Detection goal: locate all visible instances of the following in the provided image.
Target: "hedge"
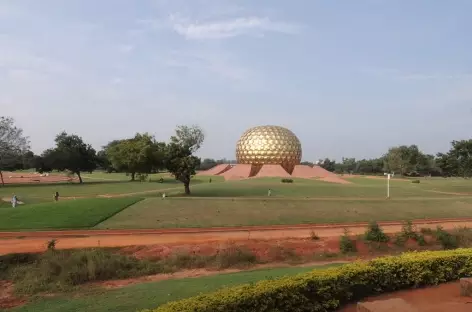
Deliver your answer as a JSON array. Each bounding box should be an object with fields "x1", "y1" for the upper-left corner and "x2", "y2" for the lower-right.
[{"x1": 146, "y1": 249, "x2": 472, "y2": 312}]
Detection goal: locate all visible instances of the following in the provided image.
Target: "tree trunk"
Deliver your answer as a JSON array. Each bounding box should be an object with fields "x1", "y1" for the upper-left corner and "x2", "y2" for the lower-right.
[
  {"x1": 0, "y1": 171, "x2": 4, "y2": 186},
  {"x1": 131, "y1": 172, "x2": 135, "y2": 181},
  {"x1": 77, "y1": 171, "x2": 83, "y2": 184},
  {"x1": 184, "y1": 182, "x2": 190, "y2": 195}
]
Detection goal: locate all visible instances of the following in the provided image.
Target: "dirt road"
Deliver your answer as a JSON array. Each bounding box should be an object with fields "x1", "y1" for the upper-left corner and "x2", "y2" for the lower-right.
[{"x1": 1, "y1": 218, "x2": 472, "y2": 255}]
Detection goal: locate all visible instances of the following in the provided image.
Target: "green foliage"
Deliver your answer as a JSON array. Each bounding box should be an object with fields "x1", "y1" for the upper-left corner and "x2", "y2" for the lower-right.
[
  {"x1": 13, "y1": 263, "x2": 343, "y2": 312},
  {"x1": 0, "y1": 197, "x2": 142, "y2": 230},
  {"x1": 42, "y1": 132, "x2": 97, "y2": 183},
  {"x1": 411, "y1": 179, "x2": 420, "y2": 183},
  {"x1": 6, "y1": 249, "x2": 162, "y2": 294},
  {"x1": 339, "y1": 228, "x2": 357, "y2": 253},
  {"x1": 394, "y1": 220, "x2": 425, "y2": 246},
  {"x1": 0, "y1": 116, "x2": 30, "y2": 185},
  {"x1": 150, "y1": 249, "x2": 472, "y2": 312},
  {"x1": 106, "y1": 133, "x2": 165, "y2": 181},
  {"x1": 364, "y1": 221, "x2": 389, "y2": 243},
  {"x1": 281, "y1": 178, "x2": 293, "y2": 183},
  {"x1": 165, "y1": 125, "x2": 204, "y2": 195},
  {"x1": 435, "y1": 226, "x2": 459, "y2": 250}
]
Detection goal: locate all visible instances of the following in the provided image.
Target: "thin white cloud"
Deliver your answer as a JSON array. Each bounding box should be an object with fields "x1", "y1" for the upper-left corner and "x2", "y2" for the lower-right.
[
  {"x1": 168, "y1": 15, "x2": 301, "y2": 40},
  {"x1": 162, "y1": 49, "x2": 253, "y2": 81}
]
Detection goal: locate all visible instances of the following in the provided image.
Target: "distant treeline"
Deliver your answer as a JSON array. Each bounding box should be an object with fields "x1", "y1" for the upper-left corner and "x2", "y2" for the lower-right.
[{"x1": 199, "y1": 141, "x2": 472, "y2": 178}]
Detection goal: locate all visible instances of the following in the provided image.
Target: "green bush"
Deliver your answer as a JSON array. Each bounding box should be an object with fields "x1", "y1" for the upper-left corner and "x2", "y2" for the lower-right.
[
  {"x1": 339, "y1": 229, "x2": 357, "y2": 253},
  {"x1": 364, "y1": 221, "x2": 389, "y2": 243},
  {"x1": 149, "y1": 249, "x2": 472, "y2": 312},
  {"x1": 435, "y1": 226, "x2": 459, "y2": 250},
  {"x1": 281, "y1": 178, "x2": 293, "y2": 183},
  {"x1": 8, "y1": 249, "x2": 163, "y2": 294}
]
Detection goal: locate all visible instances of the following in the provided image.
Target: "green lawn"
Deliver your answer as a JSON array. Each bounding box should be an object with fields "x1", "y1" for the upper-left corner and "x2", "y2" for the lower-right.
[
  {"x1": 0, "y1": 177, "x2": 218, "y2": 205},
  {"x1": 96, "y1": 196, "x2": 472, "y2": 229},
  {"x1": 0, "y1": 197, "x2": 142, "y2": 230},
  {"x1": 169, "y1": 177, "x2": 456, "y2": 198},
  {"x1": 10, "y1": 263, "x2": 343, "y2": 312}
]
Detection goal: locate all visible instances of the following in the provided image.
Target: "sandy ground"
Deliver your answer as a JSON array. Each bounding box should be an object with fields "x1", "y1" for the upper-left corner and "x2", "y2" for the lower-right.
[
  {"x1": 1, "y1": 172, "x2": 76, "y2": 184},
  {"x1": 339, "y1": 282, "x2": 472, "y2": 312},
  {"x1": 1, "y1": 218, "x2": 472, "y2": 255}
]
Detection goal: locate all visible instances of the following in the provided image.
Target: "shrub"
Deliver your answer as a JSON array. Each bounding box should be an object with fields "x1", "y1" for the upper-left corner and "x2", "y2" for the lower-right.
[
  {"x1": 435, "y1": 226, "x2": 458, "y2": 250},
  {"x1": 339, "y1": 229, "x2": 357, "y2": 254},
  {"x1": 8, "y1": 249, "x2": 163, "y2": 294},
  {"x1": 364, "y1": 221, "x2": 389, "y2": 243},
  {"x1": 149, "y1": 249, "x2": 472, "y2": 312},
  {"x1": 411, "y1": 180, "x2": 420, "y2": 183},
  {"x1": 310, "y1": 230, "x2": 320, "y2": 240},
  {"x1": 420, "y1": 227, "x2": 434, "y2": 235},
  {"x1": 281, "y1": 178, "x2": 293, "y2": 183}
]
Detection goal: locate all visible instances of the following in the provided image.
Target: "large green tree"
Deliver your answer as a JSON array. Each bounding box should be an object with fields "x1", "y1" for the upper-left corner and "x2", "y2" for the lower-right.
[
  {"x1": 383, "y1": 145, "x2": 425, "y2": 176},
  {"x1": 106, "y1": 133, "x2": 165, "y2": 181},
  {"x1": 0, "y1": 117, "x2": 30, "y2": 185},
  {"x1": 43, "y1": 132, "x2": 97, "y2": 183},
  {"x1": 439, "y1": 140, "x2": 472, "y2": 178},
  {"x1": 165, "y1": 125, "x2": 204, "y2": 195}
]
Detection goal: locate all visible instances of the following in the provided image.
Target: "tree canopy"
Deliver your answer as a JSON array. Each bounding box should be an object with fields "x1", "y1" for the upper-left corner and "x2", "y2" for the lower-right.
[
  {"x1": 0, "y1": 117, "x2": 30, "y2": 185},
  {"x1": 165, "y1": 125, "x2": 204, "y2": 195},
  {"x1": 106, "y1": 133, "x2": 165, "y2": 181},
  {"x1": 42, "y1": 132, "x2": 97, "y2": 183}
]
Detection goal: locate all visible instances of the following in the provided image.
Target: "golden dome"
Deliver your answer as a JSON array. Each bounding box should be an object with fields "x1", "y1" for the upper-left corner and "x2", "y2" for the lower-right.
[{"x1": 236, "y1": 125, "x2": 302, "y2": 173}]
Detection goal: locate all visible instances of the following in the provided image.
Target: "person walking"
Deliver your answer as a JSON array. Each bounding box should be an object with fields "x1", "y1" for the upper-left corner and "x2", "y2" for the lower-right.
[
  {"x1": 267, "y1": 189, "x2": 272, "y2": 197},
  {"x1": 11, "y1": 195, "x2": 18, "y2": 208},
  {"x1": 53, "y1": 192, "x2": 59, "y2": 202}
]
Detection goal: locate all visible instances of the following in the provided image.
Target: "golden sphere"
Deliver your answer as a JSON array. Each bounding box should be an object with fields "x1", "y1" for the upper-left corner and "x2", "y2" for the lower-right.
[{"x1": 236, "y1": 125, "x2": 302, "y2": 173}]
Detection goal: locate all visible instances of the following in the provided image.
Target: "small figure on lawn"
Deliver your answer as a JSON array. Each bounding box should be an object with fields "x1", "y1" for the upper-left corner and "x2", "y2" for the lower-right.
[
  {"x1": 162, "y1": 192, "x2": 166, "y2": 199},
  {"x1": 11, "y1": 194, "x2": 18, "y2": 208},
  {"x1": 209, "y1": 178, "x2": 212, "y2": 183},
  {"x1": 159, "y1": 177, "x2": 164, "y2": 183},
  {"x1": 54, "y1": 191, "x2": 60, "y2": 202},
  {"x1": 267, "y1": 189, "x2": 272, "y2": 197}
]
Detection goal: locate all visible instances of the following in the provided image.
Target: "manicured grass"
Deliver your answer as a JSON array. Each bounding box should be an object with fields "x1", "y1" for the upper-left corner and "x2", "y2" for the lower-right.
[
  {"x1": 0, "y1": 197, "x2": 143, "y2": 230},
  {"x1": 170, "y1": 177, "x2": 454, "y2": 198},
  {"x1": 0, "y1": 177, "x2": 217, "y2": 204},
  {"x1": 10, "y1": 263, "x2": 343, "y2": 312},
  {"x1": 96, "y1": 196, "x2": 472, "y2": 229}
]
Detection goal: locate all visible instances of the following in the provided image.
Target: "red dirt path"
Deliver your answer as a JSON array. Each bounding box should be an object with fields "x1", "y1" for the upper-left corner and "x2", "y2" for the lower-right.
[
  {"x1": 1, "y1": 218, "x2": 472, "y2": 255},
  {"x1": 1, "y1": 172, "x2": 76, "y2": 184},
  {"x1": 339, "y1": 282, "x2": 472, "y2": 312}
]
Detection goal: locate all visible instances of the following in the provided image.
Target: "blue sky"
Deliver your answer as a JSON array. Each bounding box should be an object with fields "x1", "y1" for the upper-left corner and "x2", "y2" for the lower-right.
[{"x1": 1, "y1": 0, "x2": 471, "y2": 161}]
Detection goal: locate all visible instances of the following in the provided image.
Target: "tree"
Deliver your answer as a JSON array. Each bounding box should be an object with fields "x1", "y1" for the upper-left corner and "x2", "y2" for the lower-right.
[
  {"x1": 0, "y1": 117, "x2": 30, "y2": 185},
  {"x1": 319, "y1": 158, "x2": 336, "y2": 172},
  {"x1": 442, "y1": 140, "x2": 472, "y2": 178},
  {"x1": 106, "y1": 133, "x2": 165, "y2": 180},
  {"x1": 165, "y1": 125, "x2": 204, "y2": 195},
  {"x1": 384, "y1": 145, "x2": 425, "y2": 176},
  {"x1": 43, "y1": 132, "x2": 97, "y2": 183},
  {"x1": 199, "y1": 158, "x2": 217, "y2": 170}
]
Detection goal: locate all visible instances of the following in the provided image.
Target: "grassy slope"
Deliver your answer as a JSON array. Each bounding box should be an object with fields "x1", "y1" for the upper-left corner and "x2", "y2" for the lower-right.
[
  {"x1": 96, "y1": 196, "x2": 472, "y2": 229},
  {"x1": 97, "y1": 177, "x2": 472, "y2": 229},
  {"x1": 0, "y1": 177, "x2": 218, "y2": 204},
  {"x1": 170, "y1": 177, "x2": 455, "y2": 198},
  {"x1": 0, "y1": 197, "x2": 142, "y2": 230},
  {"x1": 10, "y1": 264, "x2": 342, "y2": 312}
]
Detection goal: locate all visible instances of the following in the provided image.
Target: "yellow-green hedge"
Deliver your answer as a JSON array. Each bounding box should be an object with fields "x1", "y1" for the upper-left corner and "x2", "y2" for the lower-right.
[{"x1": 147, "y1": 249, "x2": 472, "y2": 312}]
